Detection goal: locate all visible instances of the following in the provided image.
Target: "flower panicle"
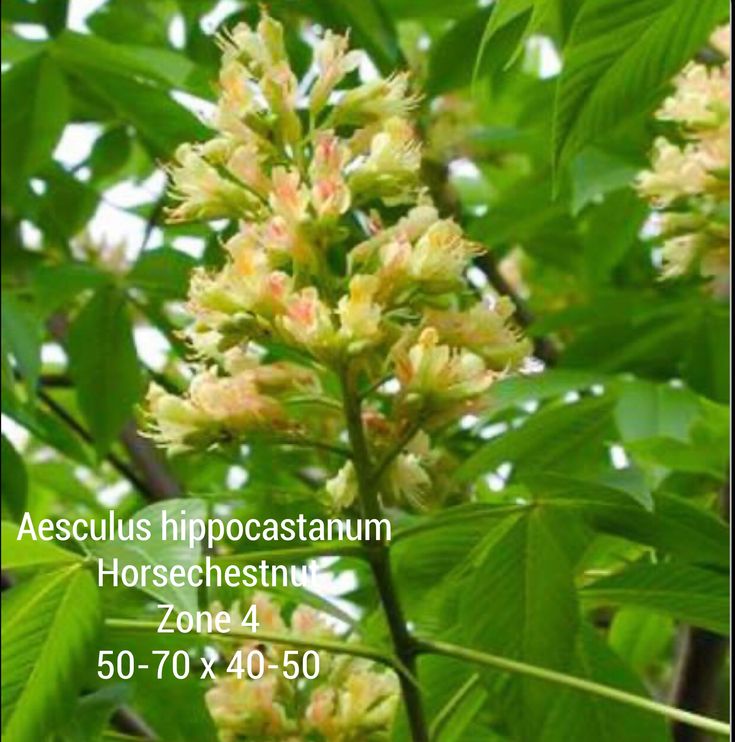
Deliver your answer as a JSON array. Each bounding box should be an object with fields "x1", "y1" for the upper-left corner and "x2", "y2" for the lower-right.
[
  {"x1": 637, "y1": 24, "x2": 730, "y2": 289},
  {"x1": 149, "y1": 10, "x2": 531, "y2": 512}
]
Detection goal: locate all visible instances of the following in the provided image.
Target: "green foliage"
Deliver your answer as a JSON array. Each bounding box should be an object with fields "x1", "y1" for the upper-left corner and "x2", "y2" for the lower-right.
[
  {"x1": 0, "y1": 1, "x2": 730, "y2": 740},
  {"x1": 93, "y1": 500, "x2": 205, "y2": 613},
  {"x1": 582, "y1": 562, "x2": 729, "y2": 635},
  {"x1": 1, "y1": 435, "x2": 28, "y2": 521},
  {"x1": 553, "y1": 0, "x2": 729, "y2": 170},
  {"x1": 1, "y1": 521, "x2": 82, "y2": 569},
  {"x1": 67, "y1": 285, "x2": 142, "y2": 456},
  {"x1": 1, "y1": 567, "x2": 101, "y2": 741},
  {"x1": 461, "y1": 509, "x2": 580, "y2": 739},
  {"x1": 1, "y1": 52, "x2": 70, "y2": 199}
]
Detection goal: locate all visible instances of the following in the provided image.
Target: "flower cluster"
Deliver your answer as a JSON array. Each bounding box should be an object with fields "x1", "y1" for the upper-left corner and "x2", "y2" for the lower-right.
[
  {"x1": 148, "y1": 12, "x2": 530, "y2": 509},
  {"x1": 637, "y1": 25, "x2": 730, "y2": 289},
  {"x1": 206, "y1": 594, "x2": 398, "y2": 741}
]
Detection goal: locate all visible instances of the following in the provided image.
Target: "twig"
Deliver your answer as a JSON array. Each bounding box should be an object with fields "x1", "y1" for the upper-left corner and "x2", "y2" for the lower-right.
[
  {"x1": 120, "y1": 422, "x2": 182, "y2": 501},
  {"x1": 38, "y1": 389, "x2": 155, "y2": 500},
  {"x1": 110, "y1": 709, "x2": 157, "y2": 740}
]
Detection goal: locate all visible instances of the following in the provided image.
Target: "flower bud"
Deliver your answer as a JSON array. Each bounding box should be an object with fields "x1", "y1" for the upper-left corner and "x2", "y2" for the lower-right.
[
  {"x1": 310, "y1": 31, "x2": 363, "y2": 114},
  {"x1": 325, "y1": 461, "x2": 358, "y2": 509}
]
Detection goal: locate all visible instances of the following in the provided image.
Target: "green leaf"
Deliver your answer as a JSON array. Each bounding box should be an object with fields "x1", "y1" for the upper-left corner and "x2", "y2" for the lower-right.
[
  {"x1": 1, "y1": 435, "x2": 27, "y2": 521},
  {"x1": 543, "y1": 623, "x2": 671, "y2": 741},
  {"x1": 37, "y1": 0, "x2": 69, "y2": 37},
  {"x1": 582, "y1": 562, "x2": 729, "y2": 635},
  {"x1": 487, "y1": 369, "x2": 607, "y2": 414},
  {"x1": 1, "y1": 520, "x2": 82, "y2": 569},
  {"x1": 1, "y1": 394, "x2": 91, "y2": 465},
  {"x1": 682, "y1": 303, "x2": 730, "y2": 404},
  {"x1": 59, "y1": 685, "x2": 128, "y2": 742},
  {"x1": 36, "y1": 164, "x2": 100, "y2": 241},
  {"x1": 456, "y1": 394, "x2": 616, "y2": 482},
  {"x1": 128, "y1": 248, "x2": 198, "y2": 299},
  {"x1": 1, "y1": 31, "x2": 46, "y2": 65},
  {"x1": 429, "y1": 7, "x2": 492, "y2": 94},
  {"x1": 88, "y1": 126, "x2": 133, "y2": 182},
  {"x1": 473, "y1": 0, "x2": 558, "y2": 78},
  {"x1": 86, "y1": 0, "x2": 170, "y2": 46},
  {"x1": 460, "y1": 508, "x2": 579, "y2": 739},
  {"x1": 32, "y1": 262, "x2": 111, "y2": 316},
  {"x1": 580, "y1": 188, "x2": 647, "y2": 283},
  {"x1": 1, "y1": 567, "x2": 101, "y2": 741},
  {"x1": 67, "y1": 286, "x2": 142, "y2": 456},
  {"x1": 525, "y1": 474, "x2": 729, "y2": 567},
  {"x1": 92, "y1": 499, "x2": 206, "y2": 613},
  {"x1": 103, "y1": 623, "x2": 218, "y2": 741},
  {"x1": 383, "y1": 0, "x2": 479, "y2": 19},
  {"x1": 609, "y1": 607, "x2": 674, "y2": 673},
  {"x1": 54, "y1": 31, "x2": 207, "y2": 97},
  {"x1": 570, "y1": 148, "x2": 641, "y2": 215},
  {"x1": 56, "y1": 46, "x2": 208, "y2": 157},
  {"x1": 553, "y1": 0, "x2": 728, "y2": 170},
  {"x1": 1, "y1": 294, "x2": 42, "y2": 397},
  {"x1": 615, "y1": 379, "x2": 700, "y2": 443},
  {"x1": 1, "y1": 52, "x2": 70, "y2": 193}
]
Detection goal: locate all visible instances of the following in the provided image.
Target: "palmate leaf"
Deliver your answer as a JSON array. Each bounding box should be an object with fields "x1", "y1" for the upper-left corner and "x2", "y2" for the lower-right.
[
  {"x1": 553, "y1": 0, "x2": 728, "y2": 170},
  {"x1": 582, "y1": 562, "x2": 730, "y2": 635},
  {"x1": 1, "y1": 566, "x2": 101, "y2": 741},
  {"x1": 459, "y1": 508, "x2": 580, "y2": 740}
]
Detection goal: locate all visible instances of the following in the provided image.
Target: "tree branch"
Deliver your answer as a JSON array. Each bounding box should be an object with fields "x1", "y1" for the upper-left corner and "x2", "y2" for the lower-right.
[
  {"x1": 38, "y1": 389, "x2": 157, "y2": 501},
  {"x1": 46, "y1": 311, "x2": 182, "y2": 503},
  {"x1": 120, "y1": 422, "x2": 182, "y2": 501}
]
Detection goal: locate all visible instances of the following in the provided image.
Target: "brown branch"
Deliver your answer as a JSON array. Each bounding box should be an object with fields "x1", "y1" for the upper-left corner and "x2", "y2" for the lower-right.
[
  {"x1": 38, "y1": 389, "x2": 157, "y2": 501},
  {"x1": 46, "y1": 312, "x2": 182, "y2": 503},
  {"x1": 670, "y1": 629, "x2": 729, "y2": 742},
  {"x1": 120, "y1": 422, "x2": 182, "y2": 501},
  {"x1": 110, "y1": 708, "x2": 157, "y2": 740}
]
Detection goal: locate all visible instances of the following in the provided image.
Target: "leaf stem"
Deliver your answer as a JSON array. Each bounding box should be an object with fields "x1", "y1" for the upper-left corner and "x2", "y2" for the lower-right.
[
  {"x1": 416, "y1": 638, "x2": 731, "y2": 737},
  {"x1": 105, "y1": 618, "x2": 413, "y2": 681},
  {"x1": 429, "y1": 672, "x2": 481, "y2": 739},
  {"x1": 211, "y1": 542, "x2": 366, "y2": 565}
]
